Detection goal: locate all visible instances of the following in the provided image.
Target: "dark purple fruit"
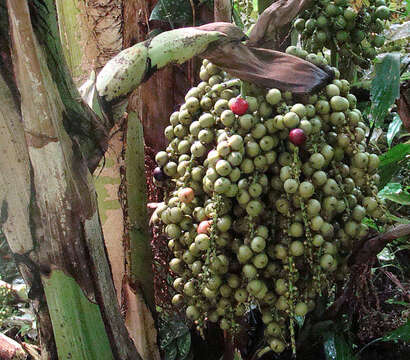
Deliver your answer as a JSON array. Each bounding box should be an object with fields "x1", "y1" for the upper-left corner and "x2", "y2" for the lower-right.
[{"x1": 153, "y1": 167, "x2": 167, "y2": 181}]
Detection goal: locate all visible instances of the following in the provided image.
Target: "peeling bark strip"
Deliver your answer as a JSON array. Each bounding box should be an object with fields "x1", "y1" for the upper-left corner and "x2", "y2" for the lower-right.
[
  {"x1": 8, "y1": 0, "x2": 96, "y2": 299},
  {"x1": 7, "y1": 1, "x2": 141, "y2": 359},
  {"x1": 42, "y1": 270, "x2": 114, "y2": 360},
  {"x1": 122, "y1": 281, "x2": 161, "y2": 360},
  {"x1": 28, "y1": 0, "x2": 112, "y2": 173},
  {"x1": 0, "y1": 69, "x2": 57, "y2": 359},
  {"x1": 0, "y1": 72, "x2": 32, "y2": 255}
]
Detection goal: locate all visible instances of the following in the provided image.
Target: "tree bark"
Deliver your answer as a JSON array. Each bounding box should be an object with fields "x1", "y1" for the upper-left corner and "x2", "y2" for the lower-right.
[
  {"x1": 2, "y1": 1, "x2": 142, "y2": 358},
  {"x1": 214, "y1": 0, "x2": 232, "y2": 22},
  {"x1": 0, "y1": 40, "x2": 58, "y2": 360}
]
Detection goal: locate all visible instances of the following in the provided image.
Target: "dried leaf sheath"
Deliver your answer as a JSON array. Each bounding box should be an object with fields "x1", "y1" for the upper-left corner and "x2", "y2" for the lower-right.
[{"x1": 198, "y1": 22, "x2": 333, "y2": 94}]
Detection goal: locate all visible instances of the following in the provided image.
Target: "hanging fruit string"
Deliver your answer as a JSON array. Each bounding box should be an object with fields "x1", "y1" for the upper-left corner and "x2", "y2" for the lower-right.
[
  {"x1": 292, "y1": 0, "x2": 391, "y2": 77},
  {"x1": 153, "y1": 47, "x2": 386, "y2": 354}
]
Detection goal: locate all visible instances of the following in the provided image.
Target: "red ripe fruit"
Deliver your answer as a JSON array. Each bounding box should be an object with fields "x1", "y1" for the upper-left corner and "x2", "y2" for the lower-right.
[
  {"x1": 197, "y1": 220, "x2": 212, "y2": 234},
  {"x1": 229, "y1": 97, "x2": 249, "y2": 115},
  {"x1": 179, "y1": 188, "x2": 195, "y2": 203},
  {"x1": 289, "y1": 128, "x2": 307, "y2": 146}
]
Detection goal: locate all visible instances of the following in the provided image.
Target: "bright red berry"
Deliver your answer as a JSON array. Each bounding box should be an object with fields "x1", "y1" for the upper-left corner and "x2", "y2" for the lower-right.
[
  {"x1": 229, "y1": 97, "x2": 249, "y2": 115},
  {"x1": 289, "y1": 128, "x2": 307, "y2": 146}
]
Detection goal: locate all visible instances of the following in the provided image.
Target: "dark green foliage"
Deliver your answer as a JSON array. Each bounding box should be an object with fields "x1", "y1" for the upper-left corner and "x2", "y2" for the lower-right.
[
  {"x1": 370, "y1": 54, "x2": 401, "y2": 126},
  {"x1": 382, "y1": 319, "x2": 410, "y2": 343},
  {"x1": 386, "y1": 114, "x2": 402, "y2": 147},
  {"x1": 324, "y1": 332, "x2": 357, "y2": 360},
  {"x1": 0, "y1": 230, "x2": 19, "y2": 283},
  {"x1": 378, "y1": 143, "x2": 410, "y2": 188},
  {"x1": 379, "y1": 183, "x2": 410, "y2": 205},
  {"x1": 150, "y1": 0, "x2": 193, "y2": 27},
  {"x1": 159, "y1": 317, "x2": 192, "y2": 360}
]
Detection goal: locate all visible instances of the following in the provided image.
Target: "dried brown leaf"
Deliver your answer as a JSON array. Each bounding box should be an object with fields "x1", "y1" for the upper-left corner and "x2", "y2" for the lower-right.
[{"x1": 198, "y1": 22, "x2": 333, "y2": 94}]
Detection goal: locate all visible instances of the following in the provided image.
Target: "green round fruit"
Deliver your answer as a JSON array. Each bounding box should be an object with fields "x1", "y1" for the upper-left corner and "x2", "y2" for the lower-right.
[{"x1": 375, "y1": 5, "x2": 390, "y2": 20}]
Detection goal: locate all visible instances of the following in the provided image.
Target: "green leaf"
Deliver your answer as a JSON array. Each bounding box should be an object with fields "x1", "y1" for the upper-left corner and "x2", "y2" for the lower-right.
[
  {"x1": 150, "y1": 0, "x2": 193, "y2": 27},
  {"x1": 378, "y1": 143, "x2": 410, "y2": 188},
  {"x1": 252, "y1": 0, "x2": 259, "y2": 14},
  {"x1": 379, "y1": 143, "x2": 410, "y2": 167},
  {"x1": 233, "y1": 5, "x2": 244, "y2": 29},
  {"x1": 234, "y1": 349, "x2": 243, "y2": 360},
  {"x1": 334, "y1": 335, "x2": 357, "y2": 360},
  {"x1": 379, "y1": 162, "x2": 401, "y2": 189},
  {"x1": 382, "y1": 319, "x2": 410, "y2": 342},
  {"x1": 387, "y1": 114, "x2": 402, "y2": 147},
  {"x1": 159, "y1": 318, "x2": 189, "y2": 349},
  {"x1": 163, "y1": 342, "x2": 178, "y2": 360},
  {"x1": 385, "y1": 212, "x2": 410, "y2": 224},
  {"x1": 324, "y1": 332, "x2": 357, "y2": 360},
  {"x1": 257, "y1": 0, "x2": 274, "y2": 13},
  {"x1": 377, "y1": 247, "x2": 395, "y2": 261},
  {"x1": 362, "y1": 217, "x2": 379, "y2": 230},
  {"x1": 379, "y1": 183, "x2": 410, "y2": 205},
  {"x1": 324, "y1": 333, "x2": 337, "y2": 360},
  {"x1": 177, "y1": 332, "x2": 191, "y2": 360},
  {"x1": 401, "y1": 72, "x2": 410, "y2": 81},
  {"x1": 370, "y1": 53, "x2": 400, "y2": 126},
  {"x1": 385, "y1": 299, "x2": 410, "y2": 307}
]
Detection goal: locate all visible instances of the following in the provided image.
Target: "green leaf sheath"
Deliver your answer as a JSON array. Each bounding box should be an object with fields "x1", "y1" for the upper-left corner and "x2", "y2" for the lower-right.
[
  {"x1": 126, "y1": 112, "x2": 155, "y2": 310},
  {"x1": 42, "y1": 270, "x2": 113, "y2": 360}
]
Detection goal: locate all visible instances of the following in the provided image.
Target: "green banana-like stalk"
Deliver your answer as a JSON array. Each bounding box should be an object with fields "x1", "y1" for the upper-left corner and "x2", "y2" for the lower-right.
[{"x1": 96, "y1": 28, "x2": 224, "y2": 102}]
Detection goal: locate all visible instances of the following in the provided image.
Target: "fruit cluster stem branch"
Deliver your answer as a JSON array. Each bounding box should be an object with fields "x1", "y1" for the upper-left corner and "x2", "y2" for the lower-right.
[
  {"x1": 351, "y1": 224, "x2": 410, "y2": 265},
  {"x1": 326, "y1": 224, "x2": 410, "y2": 319}
]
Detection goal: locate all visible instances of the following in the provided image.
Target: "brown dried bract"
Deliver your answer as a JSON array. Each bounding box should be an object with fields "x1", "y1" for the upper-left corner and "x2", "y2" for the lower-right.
[
  {"x1": 198, "y1": 22, "x2": 332, "y2": 95},
  {"x1": 247, "y1": 0, "x2": 312, "y2": 49}
]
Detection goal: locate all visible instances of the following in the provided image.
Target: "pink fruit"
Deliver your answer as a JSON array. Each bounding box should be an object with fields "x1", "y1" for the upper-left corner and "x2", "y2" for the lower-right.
[
  {"x1": 179, "y1": 188, "x2": 195, "y2": 203},
  {"x1": 230, "y1": 97, "x2": 249, "y2": 115},
  {"x1": 197, "y1": 220, "x2": 212, "y2": 234},
  {"x1": 289, "y1": 128, "x2": 307, "y2": 146}
]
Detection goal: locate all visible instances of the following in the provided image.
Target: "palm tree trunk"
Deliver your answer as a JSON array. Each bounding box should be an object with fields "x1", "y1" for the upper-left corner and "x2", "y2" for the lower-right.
[{"x1": 1, "y1": 0, "x2": 142, "y2": 358}]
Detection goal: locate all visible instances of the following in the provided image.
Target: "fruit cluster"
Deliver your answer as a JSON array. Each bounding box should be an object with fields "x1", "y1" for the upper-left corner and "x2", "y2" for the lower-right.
[
  {"x1": 153, "y1": 54, "x2": 384, "y2": 353},
  {"x1": 293, "y1": 0, "x2": 390, "y2": 71}
]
